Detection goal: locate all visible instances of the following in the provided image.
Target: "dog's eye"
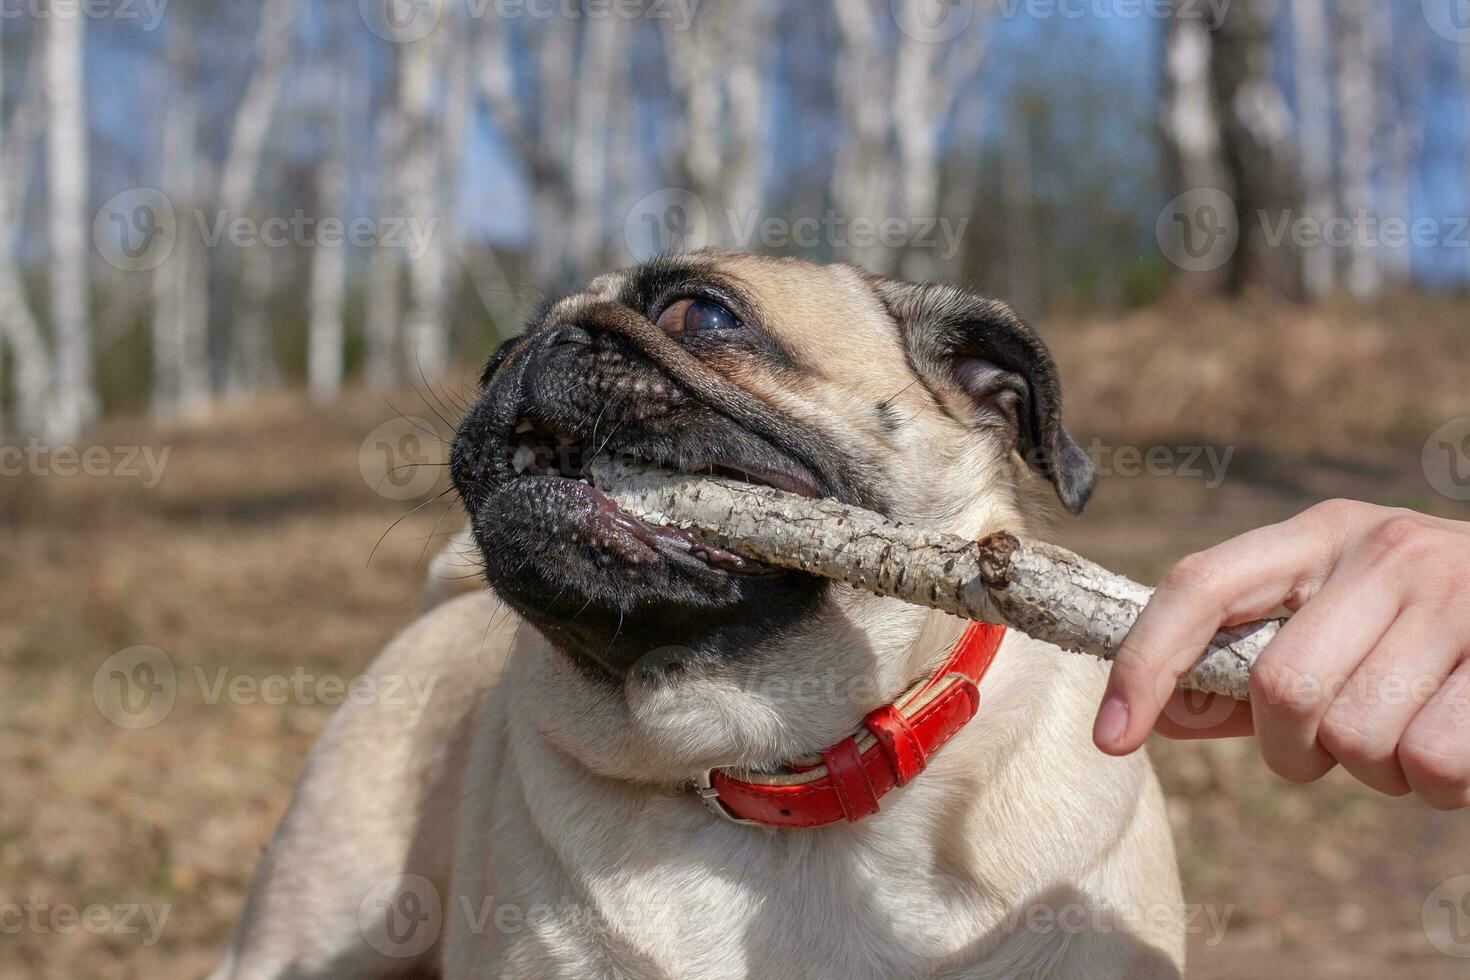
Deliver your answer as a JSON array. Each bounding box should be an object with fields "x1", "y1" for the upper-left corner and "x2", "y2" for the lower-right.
[{"x1": 656, "y1": 298, "x2": 740, "y2": 334}]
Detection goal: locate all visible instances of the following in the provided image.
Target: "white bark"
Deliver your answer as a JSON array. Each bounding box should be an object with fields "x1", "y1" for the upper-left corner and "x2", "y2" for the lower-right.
[
  {"x1": 1290, "y1": 0, "x2": 1336, "y2": 299},
  {"x1": 0, "y1": 19, "x2": 50, "y2": 435},
  {"x1": 589, "y1": 459, "x2": 1272, "y2": 700},
  {"x1": 365, "y1": 98, "x2": 403, "y2": 387},
  {"x1": 219, "y1": 0, "x2": 294, "y2": 394},
  {"x1": 662, "y1": 3, "x2": 770, "y2": 251},
  {"x1": 400, "y1": 27, "x2": 448, "y2": 378},
  {"x1": 45, "y1": 3, "x2": 94, "y2": 441},
  {"x1": 152, "y1": 22, "x2": 208, "y2": 417},
  {"x1": 569, "y1": 14, "x2": 619, "y2": 276},
  {"x1": 891, "y1": 0, "x2": 988, "y2": 280},
  {"x1": 830, "y1": 0, "x2": 895, "y2": 272},
  {"x1": 218, "y1": 0, "x2": 294, "y2": 212},
  {"x1": 225, "y1": 244, "x2": 278, "y2": 394},
  {"x1": 307, "y1": 72, "x2": 348, "y2": 402},
  {"x1": 1334, "y1": 0, "x2": 1381, "y2": 298}
]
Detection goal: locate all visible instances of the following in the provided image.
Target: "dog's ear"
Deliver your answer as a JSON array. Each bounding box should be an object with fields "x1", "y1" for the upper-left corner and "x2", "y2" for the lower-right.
[{"x1": 871, "y1": 278, "x2": 1096, "y2": 514}]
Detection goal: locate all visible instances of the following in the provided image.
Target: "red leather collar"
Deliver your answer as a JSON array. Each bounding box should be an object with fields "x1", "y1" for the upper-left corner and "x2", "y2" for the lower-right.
[{"x1": 693, "y1": 621, "x2": 1005, "y2": 828}]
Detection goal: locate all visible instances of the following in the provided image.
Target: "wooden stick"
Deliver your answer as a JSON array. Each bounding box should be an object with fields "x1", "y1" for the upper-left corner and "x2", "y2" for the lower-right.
[{"x1": 588, "y1": 457, "x2": 1278, "y2": 700}]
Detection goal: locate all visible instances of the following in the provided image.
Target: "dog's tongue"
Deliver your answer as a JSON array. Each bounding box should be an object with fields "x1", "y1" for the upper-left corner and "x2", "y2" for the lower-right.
[{"x1": 586, "y1": 455, "x2": 775, "y2": 574}]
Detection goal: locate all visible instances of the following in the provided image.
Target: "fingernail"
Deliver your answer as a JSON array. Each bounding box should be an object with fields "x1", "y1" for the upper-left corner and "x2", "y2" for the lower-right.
[{"x1": 1094, "y1": 696, "x2": 1129, "y2": 749}]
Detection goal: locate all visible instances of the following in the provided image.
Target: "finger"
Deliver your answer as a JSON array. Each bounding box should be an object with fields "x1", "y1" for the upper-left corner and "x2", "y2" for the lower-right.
[
  {"x1": 1247, "y1": 566, "x2": 1401, "y2": 784},
  {"x1": 1316, "y1": 609, "x2": 1458, "y2": 796},
  {"x1": 1399, "y1": 658, "x2": 1470, "y2": 811},
  {"x1": 1154, "y1": 691, "x2": 1254, "y2": 740},
  {"x1": 1095, "y1": 511, "x2": 1340, "y2": 755}
]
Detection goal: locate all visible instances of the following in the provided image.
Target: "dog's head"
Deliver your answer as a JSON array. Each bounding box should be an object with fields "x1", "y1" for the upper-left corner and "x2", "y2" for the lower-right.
[{"x1": 451, "y1": 249, "x2": 1093, "y2": 780}]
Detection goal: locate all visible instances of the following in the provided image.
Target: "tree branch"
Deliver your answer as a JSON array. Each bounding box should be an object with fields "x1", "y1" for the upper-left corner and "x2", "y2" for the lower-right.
[{"x1": 588, "y1": 458, "x2": 1276, "y2": 700}]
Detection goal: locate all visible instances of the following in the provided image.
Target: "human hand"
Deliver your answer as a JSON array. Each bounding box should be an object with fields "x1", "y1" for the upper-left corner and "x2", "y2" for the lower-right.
[{"x1": 1093, "y1": 500, "x2": 1470, "y2": 810}]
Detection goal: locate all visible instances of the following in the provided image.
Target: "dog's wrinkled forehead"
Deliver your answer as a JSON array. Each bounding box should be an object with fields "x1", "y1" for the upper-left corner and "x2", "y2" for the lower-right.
[{"x1": 545, "y1": 249, "x2": 912, "y2": 390}]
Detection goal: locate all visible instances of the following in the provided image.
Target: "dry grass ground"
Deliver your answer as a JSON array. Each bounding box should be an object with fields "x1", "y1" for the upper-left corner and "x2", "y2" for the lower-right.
[{"x1": 2, "y1": 298, "x2": 1467, "y2": 978}]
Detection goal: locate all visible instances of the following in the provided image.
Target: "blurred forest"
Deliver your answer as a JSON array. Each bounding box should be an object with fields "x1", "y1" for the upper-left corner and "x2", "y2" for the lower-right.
[{"x1": 0, "y1": 0, "x2": 1467, "y2": 444}]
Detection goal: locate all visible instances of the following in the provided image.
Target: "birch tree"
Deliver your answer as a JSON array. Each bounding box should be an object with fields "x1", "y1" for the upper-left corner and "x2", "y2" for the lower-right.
[
  {"x1": 1163, "y1": 0, "x2": 1300, "y2": 296},
  {"x1": 307, "y1": 63, "x2": 349, "y2": 401},
  {"x1": 364, "y1": 89, "x2": 403, "y2": 388},
  {"x1": 828, "y1": 0, "x2": 988, "y2": 276},
  {"x1": 830, "y1": 0, "x2": 898, "y2": 271},
  {"x1": 890, "y1": 0, "x2": 988, "y2": 279},
  {"x1": 45, "y1": 2, "x2": 94, "y2": 441},
  {"x1": 1208, "y1": 0, "x2": 1300, "y2": 297},
  {"x1": 219, "y1": 0, "x2": 294, "y2": 393},
  {"x1": 151, "y1": 17, "x2": 210, "y2": 417},
  {"x1": 399, "y1": 24, "x2": 449, "y2": 379},
  {"x1": 1290, "y1": 0, "x2": 1335, "y2": 299},
  {"x1": 663, "y1": 3, "x2": 769, "y2": 252},
  {"x1": 1333, "y1": 0, "x2": 1381, "y2": 298},
  {"x1": 0, "y1": 21, "x2": 49, "y2": 435}
]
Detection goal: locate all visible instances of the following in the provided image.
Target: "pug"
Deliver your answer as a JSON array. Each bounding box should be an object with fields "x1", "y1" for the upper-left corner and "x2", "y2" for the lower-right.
[{"x1": 209, "y1": 250, "x2": 1185, "y2": 980}]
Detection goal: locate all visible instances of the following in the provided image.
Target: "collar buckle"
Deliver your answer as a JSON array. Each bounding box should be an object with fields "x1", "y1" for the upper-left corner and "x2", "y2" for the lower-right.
[{"x1": 693, "y1": 769, "x2": 760, "y2": 826}]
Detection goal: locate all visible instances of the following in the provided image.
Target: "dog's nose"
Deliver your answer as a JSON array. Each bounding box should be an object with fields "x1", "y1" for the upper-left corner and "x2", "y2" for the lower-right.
[{"x1": 543, "y1": 323, "x2": 593, "y2": 349}]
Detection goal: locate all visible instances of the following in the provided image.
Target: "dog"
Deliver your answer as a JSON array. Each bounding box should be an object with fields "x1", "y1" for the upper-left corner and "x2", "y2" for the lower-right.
[{"x1": 210, "y1": 249, "x2": 1185, "y2": 979}]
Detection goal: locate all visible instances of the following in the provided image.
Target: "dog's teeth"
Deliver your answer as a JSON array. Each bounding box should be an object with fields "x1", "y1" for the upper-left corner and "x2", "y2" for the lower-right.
[
  {"x1": 514, "y1": 419, "x2": 534, "y2": 435},
  {"x1": 512, "y1": 445, "x2": 535, "y2": 474}
]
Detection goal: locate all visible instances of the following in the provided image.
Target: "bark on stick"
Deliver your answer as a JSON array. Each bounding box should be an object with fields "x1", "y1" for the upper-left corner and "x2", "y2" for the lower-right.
[{"x1": 589, "y1": 458, "x2": 1278, "y2": 700}]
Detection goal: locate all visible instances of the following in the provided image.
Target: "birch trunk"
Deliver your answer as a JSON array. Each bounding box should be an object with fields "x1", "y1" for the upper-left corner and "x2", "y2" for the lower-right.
[
  {"x1": 45, "y1": 3, "x2": 94, "y2": 441},
  {"x1": 1207, "y1": 0, "x2": 1302, "y2": 297},
  {"x1": 365, "y1": 97, "x2": 403, "y2": 388},
  {"x1": 219, "y1": 0, "x2": 294, "y2": 395},
  {"x1": 0, "y1": 20, "x2": 49, "y2": 435},
  {"x1": 225, "y1": 244, "x2": 278, "y2": 394},
  {"x1": 588, "y1": 459, "x2": 1271, "y2": 700},
  {"x1": 891, "y1": 0, "x2": 988, "y2": 281},
  {"x1": 1290, "y1": 0, "x2": 1336, "y2": 299},
  {"x1": 152, "y1": 20, "x2": 208, "y2": 417},
  {"x1": 307, "y1": 85, "x2": 347, "y2": 402},
  {"x1": 399, "y1": 27, "x2": 447, "y2": 379},
  {"x1": 724, "y1": 5, "x2": 770, "y2": 230},
  {"x1": 1161, "y1": 9, "x2": 1230, "y2": 196},
  {"x1": 1333, "y1": 0, "x2": 1381, "y2": 298},
  {"x1": 662, "y1": 13, "x2": 724, "y2": 249},
  {"x1": 568, "y1": 13, "x2": 620, "y2": 275},
  {"x1": 830, "y1": 0, "x2": 894, "y2": 272}
]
